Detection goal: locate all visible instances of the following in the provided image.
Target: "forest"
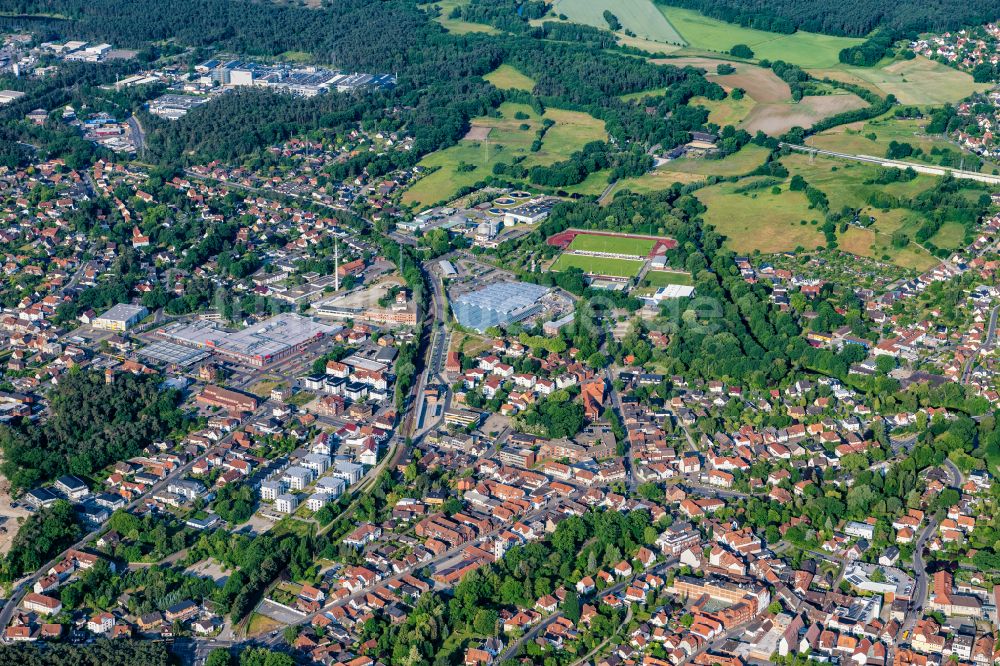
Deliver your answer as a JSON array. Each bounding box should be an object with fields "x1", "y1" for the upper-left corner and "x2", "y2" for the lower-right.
[
  {"x1": 654, "y1": 0, "x2": 1000, "y2": 37},
  {"x1": 0, "y1": 369, "x2": 188, "y2": 491},
  {"x1": 0, "y1": 640, "x2": 170, "y2": 666}
]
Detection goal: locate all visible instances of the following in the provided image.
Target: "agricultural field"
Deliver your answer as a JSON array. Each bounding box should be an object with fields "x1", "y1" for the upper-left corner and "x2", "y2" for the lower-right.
[
  {"x1": 658, "y1": 6, "x2": 862, "y2": 69},
  {"x1": 567, "y1": 234, "x2": 656, "y2": 256},
  {"x1": 652, "y1": 57, "x2": 868, "y2": 136},
  {"x1": 644, "y1": 270, "x2": 694, "y2": 286},
  {"x1": 553, "y1": 0, "x2": 685, "y2": 44},
  {"x1": 484, "y1": 64, "x2": 536, "y2": 92},
  {"x1": 429, "y1": 0, "x2": 499, "y2": 35},
  {"x1": 740, "y1": 93, "x2": 868, "y2": 135},
  {"x1": 550, "y1": 254, "x2": 645, "y2": 277},
  {"x1": 402, "y1": 103, "x2": 607, "y2": 207},
  {"x1": 813, "y1": 56, "x2": 990, "y2": 106}
]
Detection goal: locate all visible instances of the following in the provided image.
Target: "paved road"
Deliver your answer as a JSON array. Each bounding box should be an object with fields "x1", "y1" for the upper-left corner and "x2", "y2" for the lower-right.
[
  {"x1": 900, "y1": 462, "x2": 962, "y2": 638},
  {"x1": 603, "y1": 368, "x2": 633, "y2": 492},
  {"x1": 961, "y1": 303, "x2": 1000, "y2": 384},
  {"x1": 128, "y1": 115, "x2": 146, "y2": 156}
]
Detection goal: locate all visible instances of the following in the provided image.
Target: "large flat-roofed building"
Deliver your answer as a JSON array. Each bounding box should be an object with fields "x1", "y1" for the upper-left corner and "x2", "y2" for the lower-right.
[
  {"x1": 451, "y1": 281, "x2": 549, "y2": 332},
  {"x1": 148, "y1": 94, "x2": 210, "y2": 120},
  {"x1": 158, "y1": 313, "x2": 340, "y2": 367},
  {"x1": 503, "y1": 198, "x2": 556, "y2": 225},
  {"x1": 93, "y1": 303, "x2": 148, "y2": 332},
  {"x1": 197, "y1": 385, "x2": 259, "y2": 414}
]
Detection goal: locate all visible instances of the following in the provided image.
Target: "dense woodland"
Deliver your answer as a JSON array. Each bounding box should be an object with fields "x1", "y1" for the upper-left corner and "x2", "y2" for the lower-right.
[
  {"x1": 0, "y1": 640, "x2": 170, "y2": 666},
  {"x1": 654, "y1": 0, "x2": 1000, "y2": 37},
  {"x1": 0, "y1": 370, "x2": 187, "y2": 491}
]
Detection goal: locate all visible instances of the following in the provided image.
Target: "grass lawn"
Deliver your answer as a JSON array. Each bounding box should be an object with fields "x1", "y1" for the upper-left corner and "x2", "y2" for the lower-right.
[
  {"x1": 608, "y1": 168, "x2": 705, "y2": 198},
  {"x1": 560, "y1": 169, "x2": 613, "y2": 197},
  {"x1": 246, "y1": 612, "x2": 283, "y2": 637},
  {"x1": 553, "y1": 0, "x2": 685, "y2": 44},
  {"x1": 816, "y1": 56, "x2": 990, "y2": 106},
  {"x1": 689, "y1": 93, "x2": 756, "y2": 126},
  {"x1": 644, "y1": 270, "x2": 693, "y2": 286},
  {"x1": 660, "y1": 6, "x2": 862, "y2": 69},
  {"x1": 667, "y1": 143, "x2": 771, "y2": 176},
  {"x1": 568, "y1": 234, "x2": 656, "y2": 256},
  {"x1": 694, "y1": 179, "x2": 827, "y2": 253},
  {"x1": 429, "y1": 0, "x2": 499, "y2": 35},
  {"x1": 929, "y1": 221, "x2": 967, "y2": 250},
  {"x1": 620, "y1": 87, "x2": 672, "y2": 102},
  {"x1": 484, "y1": 64, "x2": 536, "y2": 92},
  {"x1": 609, "y1": 143, "x2": 770, "y2": 196},
  {"x1": 249, "y1": 379, "x2": 281, "y2": 399},
  {"x1": 550, "y1": 254, "x2": 645, "y2": 277},
  {"x1": 778, "y1": 153, "x2": 941, "y2": 269},
  {"x1": 403, "y1": 103, "x2": 607, "y2": 207}
]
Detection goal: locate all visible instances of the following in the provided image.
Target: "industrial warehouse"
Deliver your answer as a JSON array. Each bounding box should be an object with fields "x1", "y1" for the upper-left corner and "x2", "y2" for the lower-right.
[{"x1": 156, "y1": 313, "x2": 340, "y2": 367}]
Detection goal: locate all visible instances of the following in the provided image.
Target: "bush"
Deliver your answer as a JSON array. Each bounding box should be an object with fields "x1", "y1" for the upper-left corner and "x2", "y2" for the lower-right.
[{"x1": 730, "y1": 44, "x2": 754, "y2": 59}]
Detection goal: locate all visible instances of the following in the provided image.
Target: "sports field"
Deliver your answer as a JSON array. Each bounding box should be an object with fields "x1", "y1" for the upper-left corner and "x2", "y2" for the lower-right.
[
  {"x1": 567, "y1": 234, "x2": 656, "y2": 256},
  {"x1": 659, "y1": 6, "x2": 862, "y2": 69},
  {"x1": 554, "y1": 0, "x2": 685, "y2": 44},
  {"x1": 550, "y1": 254, "x2": 645, "y2": 277},
  {"x1": 645, "y1": 270, "x2": 693, "y2": 286},
  {"x1": 484, "y1": 64, "x2": 536, "y2": 92},
  {"x1": 403, "y1": 103, "x2": 607, "y2": 207}
]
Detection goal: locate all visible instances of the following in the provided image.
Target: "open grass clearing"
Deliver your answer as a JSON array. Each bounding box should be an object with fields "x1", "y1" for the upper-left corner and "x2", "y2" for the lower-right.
[
  {"x1": 689, "y1": 94, "x2": 755, "y2": 126},
  {"x1": 403, "y1": 103, "x2": 607, "y2": 207},
  {"x1": 608, "y1": 144, "x2": 770, "y2": 197},
  {"x1": 817, "y1": 56, "x2": 990, "y2": 106},
  {"x1": 609, "y1": 169, "x2": 705, "y2": 197},
  {"x1": 484, "y1": 64, "x2": 536, "y2": 92},
  {"x1": 666, "y1": 143, "x2": 771, "y2": 176},
  {"x1": 550, "y1": 254, "x2": 644, "y2": 277},
  {"x1": 620, "y1": 87, "x2": 672, "y2": 103},
  {"x1": 929, "y1": 221, "x2": 967, "y2": 250},
  {"x1": 553, "y1": 0, "x2": 686, "y2": 44},
  {"x1": 694, "y1": 179, "x2": 827, "y2": 254},
  {"x1": 838, "y1": 226, "x2": 937, "y2": 271},
  {"x1": 659, "y1": 6, "x2": 862, "y2": 69},
  {"x1": 568, "y1": 234, "x2": 656, "y2": 256},
  {"x1": 246, "y1": 612, "x2": 283, "y2": 637},
  {"x1": 806, "y1": 114, "x2": 1000, "y2": 171},
  {"x1": 693, "y1": 153, "x2": 941, "y2": 269},
  {"x1": 429, "y1": 0, "x2": 499, "y2": 35}
]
